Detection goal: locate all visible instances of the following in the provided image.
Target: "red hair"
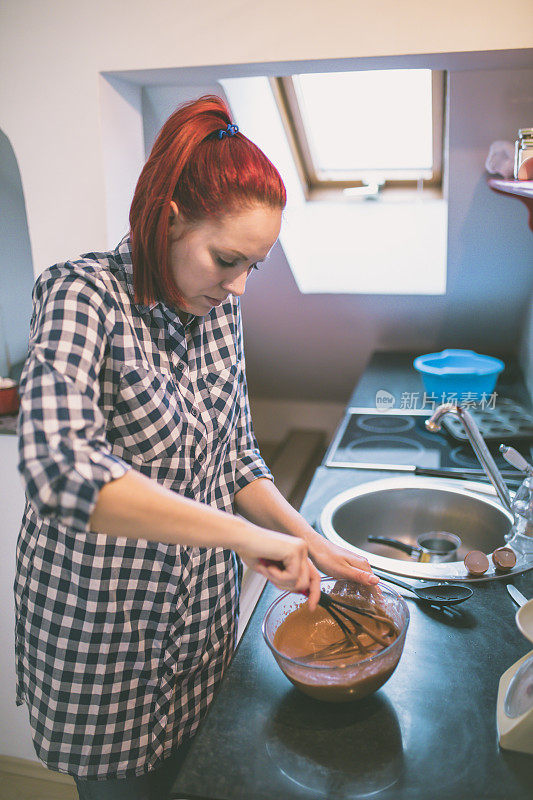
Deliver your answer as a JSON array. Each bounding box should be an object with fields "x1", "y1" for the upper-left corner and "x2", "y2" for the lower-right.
[{"x1": 129, "y1": 95, "x2": 287, "y2": 307}]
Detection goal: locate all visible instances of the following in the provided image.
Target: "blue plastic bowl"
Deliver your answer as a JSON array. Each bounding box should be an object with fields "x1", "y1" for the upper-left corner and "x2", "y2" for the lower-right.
[{"x1": 413, "y1": 349, "x2": 504, "y2": 400}]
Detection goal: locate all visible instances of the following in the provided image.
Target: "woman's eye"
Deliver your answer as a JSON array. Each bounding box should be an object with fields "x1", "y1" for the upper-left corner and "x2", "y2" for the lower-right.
[
  {"x1": 215, "y1": 255, "x2": 261, "y2": 271},
  {"x1": 216, "y1": 256, "x2": 236, "y2": 268}
]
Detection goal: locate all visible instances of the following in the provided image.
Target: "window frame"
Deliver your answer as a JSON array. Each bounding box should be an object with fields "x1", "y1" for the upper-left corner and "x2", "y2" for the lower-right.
[{"x1": 270, "y1": 70, "x2": 446, "y2": 201}]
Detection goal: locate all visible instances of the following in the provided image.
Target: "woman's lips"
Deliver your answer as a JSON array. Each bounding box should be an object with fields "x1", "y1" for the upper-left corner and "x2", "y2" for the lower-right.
[{"x1": 205, "y1": 295, "x2": 226, "y2": 306}]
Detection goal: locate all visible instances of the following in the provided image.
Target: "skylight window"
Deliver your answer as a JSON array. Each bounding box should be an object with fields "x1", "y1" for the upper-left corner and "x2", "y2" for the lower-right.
[
  {"x1": 273, "y1": 69, "x2": 444, "y2": 197},
  {"x1": 222, "y1": 74, "x2": 448, "y2": 295}
]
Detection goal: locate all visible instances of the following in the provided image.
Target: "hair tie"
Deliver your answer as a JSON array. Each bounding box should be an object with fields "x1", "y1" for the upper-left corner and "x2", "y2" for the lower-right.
[{"x1": 217, "y1": 123, "x2": 239, "y2": 139}]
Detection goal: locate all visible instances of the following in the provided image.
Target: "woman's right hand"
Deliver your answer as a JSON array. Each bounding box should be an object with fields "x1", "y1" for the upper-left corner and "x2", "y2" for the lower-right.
[{"x1": 237, "y1": 529, "x2": 321, "y2": 611}]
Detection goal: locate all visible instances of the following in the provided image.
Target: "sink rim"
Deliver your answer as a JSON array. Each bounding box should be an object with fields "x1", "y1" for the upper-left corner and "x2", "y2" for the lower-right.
[{"x1": 318, "y1": 475, "x2": 532, "y2": 581}]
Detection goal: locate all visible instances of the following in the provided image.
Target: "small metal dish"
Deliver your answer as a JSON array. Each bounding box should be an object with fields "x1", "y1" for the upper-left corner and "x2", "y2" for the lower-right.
[{"x1": 368, "y1": 532, "x2": 461, "y2": 563}]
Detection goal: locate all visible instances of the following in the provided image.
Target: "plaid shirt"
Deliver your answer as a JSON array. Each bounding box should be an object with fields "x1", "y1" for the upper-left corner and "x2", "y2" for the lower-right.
[{"x1": 14, "y1": 234, "x2": 272, "y2": 780}]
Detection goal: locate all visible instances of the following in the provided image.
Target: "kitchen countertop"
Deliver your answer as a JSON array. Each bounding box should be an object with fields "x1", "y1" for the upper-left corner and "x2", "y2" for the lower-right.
[
  {"x1": 173, "y1": 351, "x2": 533, "y2": 799},
  {"x1": 348, "y1": 350, "x2": 531, "y2": 410}
]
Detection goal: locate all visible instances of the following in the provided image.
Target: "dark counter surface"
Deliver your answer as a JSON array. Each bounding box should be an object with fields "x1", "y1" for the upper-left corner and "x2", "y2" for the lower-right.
[
  {"x1": 348, "y1": 351, "x2": 531, "y2": 410},
  {"x1": 173, "y1": 353, "x2": 533, "y2": 800}
]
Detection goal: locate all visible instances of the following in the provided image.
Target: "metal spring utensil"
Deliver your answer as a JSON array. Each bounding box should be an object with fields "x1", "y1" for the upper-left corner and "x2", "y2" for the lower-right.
[
  {"x1": 257, "y1": 559, "x2": 396, "y2": 662},
  {"x1": 300, "y1": 591, "x2": 396, "y2": 663}
]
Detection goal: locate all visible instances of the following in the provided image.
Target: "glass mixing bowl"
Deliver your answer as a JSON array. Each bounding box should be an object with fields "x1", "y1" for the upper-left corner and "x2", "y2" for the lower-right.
[{"x1": 262, "y1": 578, "x2": 409, "y2": 702}]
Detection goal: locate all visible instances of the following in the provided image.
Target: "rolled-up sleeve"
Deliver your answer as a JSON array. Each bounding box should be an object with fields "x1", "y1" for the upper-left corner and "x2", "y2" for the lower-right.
[
  {"x1": 17, "y1": 268, "x2": 130, "y2": 532},
  {"x1": 232, "y1": 301, "x2": 274, "y2": 491}
]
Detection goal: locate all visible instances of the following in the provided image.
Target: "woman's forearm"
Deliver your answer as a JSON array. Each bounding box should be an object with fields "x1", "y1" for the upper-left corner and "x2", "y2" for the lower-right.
[
  {"x1": 90, "y1": 469, "x2": 279, "y2": 554},
  {"x1": 89, "y1": 469, "x2": 322, "y2": 602},
  {"x1": 234, "y1": 477, "x2": 320, "y2": 545}
]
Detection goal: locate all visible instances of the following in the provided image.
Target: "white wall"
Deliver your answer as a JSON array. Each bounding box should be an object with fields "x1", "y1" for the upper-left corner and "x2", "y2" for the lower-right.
[{"x1": 520, "y1": 291, "x2": 533, "y2": 404}]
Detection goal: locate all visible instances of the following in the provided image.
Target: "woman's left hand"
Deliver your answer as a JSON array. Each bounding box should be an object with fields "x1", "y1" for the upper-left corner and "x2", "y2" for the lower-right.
[{"x1": 306, "y1": 533, "x2": 380, "y2": 586}]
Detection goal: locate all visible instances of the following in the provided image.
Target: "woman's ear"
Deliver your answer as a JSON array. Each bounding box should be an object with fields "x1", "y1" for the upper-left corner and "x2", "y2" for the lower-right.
[
  {"x1": 169, "y1": 200, "x2": 180, "y2": 224},
  {"x1": 168, "y1": 200, "x2": 190, "y2": 242},
  {"x1": 168, "y1": 201, "x2": 185, "y2": 240}
]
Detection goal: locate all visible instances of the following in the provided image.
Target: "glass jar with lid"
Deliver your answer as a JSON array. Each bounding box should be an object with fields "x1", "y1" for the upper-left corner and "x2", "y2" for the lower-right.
[{"x1": 514, "y1": 128, "x2": 533, "y2": 180}]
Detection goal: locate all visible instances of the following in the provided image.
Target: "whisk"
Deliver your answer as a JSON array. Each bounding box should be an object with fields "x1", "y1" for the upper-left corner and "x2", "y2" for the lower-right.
[
  {"x1": 258, "y1": 559, "x2": 396, "y2": 664},
  {"x1": 300, "y1": 589, "x2": 397, "y2": 663}
]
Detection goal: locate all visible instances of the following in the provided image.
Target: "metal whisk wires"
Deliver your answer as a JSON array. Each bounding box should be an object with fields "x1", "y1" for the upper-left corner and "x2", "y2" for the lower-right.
[{"x1": 301, "y1": 591, "x2": 396, "y2": 664}]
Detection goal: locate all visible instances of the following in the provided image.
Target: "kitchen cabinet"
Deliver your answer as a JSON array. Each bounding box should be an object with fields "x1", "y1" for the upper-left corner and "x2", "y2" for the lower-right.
[
  {"x1": 0, "y1": 436, "x2": 39, "y2": 762},
  {"x1": 172, "y1": 354, "x2": 533, "y2": 800}
]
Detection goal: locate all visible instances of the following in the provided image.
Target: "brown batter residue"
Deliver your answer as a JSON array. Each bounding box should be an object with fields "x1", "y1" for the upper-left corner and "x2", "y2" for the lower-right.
[{"x1": 273, "y1": 597, "x2": 398, "y2": 667}]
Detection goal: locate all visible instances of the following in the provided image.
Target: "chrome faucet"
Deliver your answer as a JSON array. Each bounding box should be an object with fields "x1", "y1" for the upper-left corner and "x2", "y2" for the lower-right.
[
  {"x1": 426, "y1": 404, "x2": 533, "y2": 555},
  {"x1": 425, "y1": 403, "x2": 513, "y2": 515}
]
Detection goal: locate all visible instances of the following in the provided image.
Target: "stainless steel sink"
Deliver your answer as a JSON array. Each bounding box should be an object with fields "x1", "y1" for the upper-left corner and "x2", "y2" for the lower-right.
[{"x1": 319, "y1": 476, "x2": 532, "y2": 580}]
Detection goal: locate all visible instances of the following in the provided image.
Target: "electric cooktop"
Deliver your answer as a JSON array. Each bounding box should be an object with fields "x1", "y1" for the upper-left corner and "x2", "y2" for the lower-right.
[{"x1": 325, "y1": 408, "x2": 533, "y2": 474}]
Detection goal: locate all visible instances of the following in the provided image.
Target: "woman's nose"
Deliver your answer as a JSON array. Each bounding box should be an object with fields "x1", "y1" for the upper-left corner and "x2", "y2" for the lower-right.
[{"x1": 222, "y1": 269, "x2": 248, "y2": 297}]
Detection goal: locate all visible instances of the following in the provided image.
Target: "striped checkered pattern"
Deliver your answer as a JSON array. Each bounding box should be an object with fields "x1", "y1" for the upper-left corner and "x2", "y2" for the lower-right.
[{"x1": 14, "y1": 235, "x2": 272, "y2": 780}]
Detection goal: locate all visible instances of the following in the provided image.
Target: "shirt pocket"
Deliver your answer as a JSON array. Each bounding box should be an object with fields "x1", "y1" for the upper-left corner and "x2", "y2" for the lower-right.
[
  {"x1": 201, "y1": 363, "x2": 240, "y2": 443},
  {"x1": 110, "y1": 364, "x2": 184, "y2": 462}
]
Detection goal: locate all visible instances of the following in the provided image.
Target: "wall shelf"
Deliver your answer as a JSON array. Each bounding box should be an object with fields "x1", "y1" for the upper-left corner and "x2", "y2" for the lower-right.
[{"x1": 488, "y1": 178, "x2": 533, "y2": 231}]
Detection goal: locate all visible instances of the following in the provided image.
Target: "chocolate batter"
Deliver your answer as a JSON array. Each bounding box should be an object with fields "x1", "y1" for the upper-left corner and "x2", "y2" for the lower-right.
[{"x1": 272, "y1": 594, "x2": 401, "y2": 702}]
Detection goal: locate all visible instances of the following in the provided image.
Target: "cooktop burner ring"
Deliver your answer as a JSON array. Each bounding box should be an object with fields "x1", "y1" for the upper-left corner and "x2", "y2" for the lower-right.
[
  {"x1": 357, "y1": 415, "x2": 416, "y2": 434},
  {"x1": 347, "y1": 435, "x2": 426, "y2": 456},
  {"x1": 450, "y1": 444, "x2": 485, "y2": 468}
]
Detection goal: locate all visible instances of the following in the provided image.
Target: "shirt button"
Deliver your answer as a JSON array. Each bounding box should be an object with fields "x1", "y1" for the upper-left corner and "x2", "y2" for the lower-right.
[{"x1": 197, "y1": 452, "x2": 205, "y2": 464}]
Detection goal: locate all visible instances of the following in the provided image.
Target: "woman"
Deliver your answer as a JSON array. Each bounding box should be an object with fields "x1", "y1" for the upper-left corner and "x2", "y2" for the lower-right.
[{"x1": 14, "y1": 95, "x2": 378, "y2": 799}]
